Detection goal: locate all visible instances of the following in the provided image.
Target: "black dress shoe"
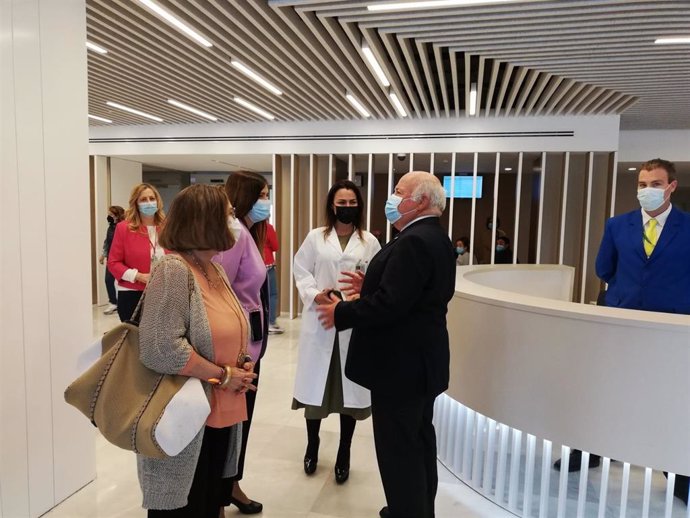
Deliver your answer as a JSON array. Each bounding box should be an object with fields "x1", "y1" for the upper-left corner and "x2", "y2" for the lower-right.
[
  {"x1": 228, "y1": 496, "x2": 263, "y2": 514},
  {"x1": 554, "y1": 450, "x2": 601, "y2": 472},
  {"x1": 304, "y1": 455, "x2": 318, "y2": 475},
  {"x1": 334, "y1": 465, "x2": 350, "y2": 484},
  {"x1": 379, "y1": 506, "x2": 391, "y2": 518}
]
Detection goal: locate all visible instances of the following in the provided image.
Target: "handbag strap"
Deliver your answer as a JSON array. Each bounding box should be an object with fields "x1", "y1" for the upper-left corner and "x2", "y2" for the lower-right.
[{"x1": 126, "y1": 256, "x2": 196, "y2": 327}]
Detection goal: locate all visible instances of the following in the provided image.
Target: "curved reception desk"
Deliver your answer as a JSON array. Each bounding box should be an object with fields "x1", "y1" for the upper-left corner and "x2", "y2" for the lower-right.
[{"x1": 435, "y1": 265, "x2": 690, "y2": 517}]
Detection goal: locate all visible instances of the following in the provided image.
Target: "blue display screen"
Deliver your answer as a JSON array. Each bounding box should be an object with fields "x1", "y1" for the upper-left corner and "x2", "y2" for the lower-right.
[{"x1": 443, "y1": 175, "x2": 483, "y2": 199}]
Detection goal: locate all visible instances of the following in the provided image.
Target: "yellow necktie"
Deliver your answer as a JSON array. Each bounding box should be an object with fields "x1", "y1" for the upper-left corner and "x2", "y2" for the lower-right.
[{"x1": 644, "y1": 218, "x2": 658, "y2": 257}]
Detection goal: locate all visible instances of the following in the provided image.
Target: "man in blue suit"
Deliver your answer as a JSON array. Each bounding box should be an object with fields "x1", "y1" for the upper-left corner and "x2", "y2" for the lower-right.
[{"x1": 596, "y1": 158, "x2": 690, "y2": 504}]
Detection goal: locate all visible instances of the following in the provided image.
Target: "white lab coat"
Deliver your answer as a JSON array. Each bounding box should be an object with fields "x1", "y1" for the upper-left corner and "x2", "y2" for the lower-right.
[{"x1": 293, "y1": 227, "x2": 381, "y2": 408}]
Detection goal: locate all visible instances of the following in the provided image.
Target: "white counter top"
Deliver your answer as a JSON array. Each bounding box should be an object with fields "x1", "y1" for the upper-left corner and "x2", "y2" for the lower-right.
[{"x1": 447, "y1": 264, "x2": 690, "y2": 475}]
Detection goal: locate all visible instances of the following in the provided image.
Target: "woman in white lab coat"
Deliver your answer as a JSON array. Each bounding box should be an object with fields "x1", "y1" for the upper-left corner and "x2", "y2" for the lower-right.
[{"x1": 292, "y1": 180, "x2": 381, "y2": 484}]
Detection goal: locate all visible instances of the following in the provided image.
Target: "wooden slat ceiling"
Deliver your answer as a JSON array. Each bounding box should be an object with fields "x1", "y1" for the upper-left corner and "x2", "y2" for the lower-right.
[{"x1": 86, "y1": 0, "x2": 690, "y2": 130}]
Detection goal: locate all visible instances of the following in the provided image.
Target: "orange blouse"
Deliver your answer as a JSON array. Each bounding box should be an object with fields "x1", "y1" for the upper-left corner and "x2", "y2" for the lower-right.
[{"x1": 181, "y1": 266, "x2": 249, "y2": 428}]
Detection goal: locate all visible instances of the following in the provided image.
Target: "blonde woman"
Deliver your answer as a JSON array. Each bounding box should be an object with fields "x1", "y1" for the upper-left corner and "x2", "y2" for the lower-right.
[{"x1": 107, "y1": 183, "x2": 165, "y2": 321}]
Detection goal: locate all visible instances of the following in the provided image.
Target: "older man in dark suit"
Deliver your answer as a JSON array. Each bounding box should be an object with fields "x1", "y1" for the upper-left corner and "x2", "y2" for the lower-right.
[{"x1": 317, "y1": 171, "x2": 456, "y2": 518}]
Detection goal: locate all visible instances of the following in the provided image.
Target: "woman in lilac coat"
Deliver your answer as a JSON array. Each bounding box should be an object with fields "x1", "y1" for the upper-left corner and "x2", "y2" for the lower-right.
[{"x1": 215, "y1": 171, "x2": 271, "y2": 515}]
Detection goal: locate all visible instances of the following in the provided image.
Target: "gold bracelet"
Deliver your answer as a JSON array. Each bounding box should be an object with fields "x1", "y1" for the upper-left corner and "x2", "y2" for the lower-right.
[{"x1": 218, "y1": 365, "x2": 233, "y2": 389}]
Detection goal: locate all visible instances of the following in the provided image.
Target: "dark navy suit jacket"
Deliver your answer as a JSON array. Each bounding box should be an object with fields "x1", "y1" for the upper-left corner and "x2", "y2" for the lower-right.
[
  {"x1": 334, "y1": 217, "x2": 456, "y2": 399},
  {"x1": 595, "y1": 207, "x2": 690, "y2": 314}
]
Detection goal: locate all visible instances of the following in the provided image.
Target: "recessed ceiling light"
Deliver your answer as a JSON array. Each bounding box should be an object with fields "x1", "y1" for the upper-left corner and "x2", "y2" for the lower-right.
[
  {"x1": 368, "y1": 0, "x2": 520, "y2": 12},
  {"x1": 389, "y1": 92, "x2": 407, "y2": 117},
  {"x1": 106, "y1": 101, "x2": 163, "y2": 122},
  {"x1": 167, "y1": 99, "x2": 218, "y2": 121},
  {"x1": 628, "y1": 167, "x2": 637, "y2": 171},
  {"x1": 469, "y1": 83, "x2": 478, "y2": 116},
  {"x1": 86, "y1": 41, "x2": 108, "y2": 54},
  {"x1": 231, "y1": 60, "x2": 283, "y2": 96},
  {"x1": 346, "y1": 93, "x2": 371, "y2": 118},
  {"x1": 504, "y1": 167, "x2": 512, "y2": 171},
  {"x1": 655, "y1": 37, "x2": 690, "y2": 45},
  {"x1": 88, "y1": 114, "x2": 112, "y2": 123},
  {"x1": 362, "y1": 41, "x2": 390, "y2": 87},
  {"x1": 234, "y1": 97, "x2": 275, "y2": 120},
  {"x1": 137, "y1": 0, "x2": 212, "y2": 47}
]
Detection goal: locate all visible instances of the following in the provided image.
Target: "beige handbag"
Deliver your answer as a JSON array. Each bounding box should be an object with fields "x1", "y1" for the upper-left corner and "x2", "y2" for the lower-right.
[{"x1": 65, "y1": 274, "x2": 210, "y2": 459}]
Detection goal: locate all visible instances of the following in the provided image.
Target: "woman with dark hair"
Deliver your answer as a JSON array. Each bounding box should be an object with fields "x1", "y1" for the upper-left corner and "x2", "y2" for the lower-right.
[
  {"x1": 138, "y1": 184, "x2": 256, "y2": 518},
  {"x1": 108, "y1": 183, "x2": 165, "y2": 322},
  {"x1": 99, "y1": 205, "x2": 125, "y2": 314},
  {"x1": 292, "y1": 180, "x2": 381, "y2": 483},
  {"x1": 214, "y1": 170, "x2": 270, "y2": 515}
]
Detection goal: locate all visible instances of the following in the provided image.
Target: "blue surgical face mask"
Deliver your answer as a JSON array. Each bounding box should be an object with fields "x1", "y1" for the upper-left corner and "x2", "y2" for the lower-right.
[
  {"x1": 637, "y1": 186, "x2": 668, "y2": 212},
  {"x1": 138, "y1": 201, "x2": 158, "y2": 216},
  {"x1": 496, "y1": 245, "x2": 506, "y2": 252},
  {"x1": 248, "y1": 199, "x2": 271, "y2": 223},
  {"x1": 385, "y1": 194, "x2": 417, "y2": 224},
  {"x1": 456, "y1": 247, "x2": 465, "y2": 255}
]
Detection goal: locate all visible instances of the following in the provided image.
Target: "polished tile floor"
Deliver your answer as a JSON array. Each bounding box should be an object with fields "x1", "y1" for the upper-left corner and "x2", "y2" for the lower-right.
[{"x1": 44, "y1": 308, "x2": 513, "y2": 518}]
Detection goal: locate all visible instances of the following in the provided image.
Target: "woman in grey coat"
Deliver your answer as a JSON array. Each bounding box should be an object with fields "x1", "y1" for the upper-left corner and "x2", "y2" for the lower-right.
[{"x1": 139, "y1": 185, "x2": 256, "y2": 517}]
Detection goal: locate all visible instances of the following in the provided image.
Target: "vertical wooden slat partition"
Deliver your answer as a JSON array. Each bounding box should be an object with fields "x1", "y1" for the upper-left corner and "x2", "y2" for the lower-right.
[
  {"x1": 513, "y1": 153, "x2": 524, "y2": 265},
  {"x1": 309, "y1": 154, "x2": 315, "y2": 230},
  {"x1": 275, "y1": 150, "x2": 617, "y2": 317},
  {"x1": 558, "y1": 152, "x2": 571, "y2": 265},
  {"x1": 469, "y1": 153, "x2": 478, "y2": 264},
  {"x1": 490, "y1": 153, "x2": 501, "y2": 265},
  {"x1": 536, "y1": 152, "x2": 547, "y2": 264},
  {"x1": 289, "y1": 154, "x2": 298, "y2": 318},
  {"x1": 386, "y1": 153, "x2": 393, "y2": 243},
  {"x1": 447, "y1": 152, "x2": 457, "y2": 240},
  {"x1": 366, "y1": 153, "x2": 373, "y2": 231},
  {"x1": 609, "y1": 151, "x2": 619, "y2": 217},
  {"x1": 580, "y1": 152, "x2": 595, "y2": 303}
]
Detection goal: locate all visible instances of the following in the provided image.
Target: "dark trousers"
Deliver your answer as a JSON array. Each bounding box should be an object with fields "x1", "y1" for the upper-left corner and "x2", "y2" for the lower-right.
[
  {"x1": 267, "y1": 266, "x2": 278, "y2": 324},
  {"x1": 105, "y1": 269, "x2": 117, "y2": 305},
  {"x1": 117, "y1": 290, "x2": 143, "y2": 322},
  {"x1": 220, "y1": 360, "x2": 261, "y2": 505},
  {"x1": 234, "y1": 359, "x2": 260, "y2": 480},
  {"x1": 371, "y1": 392, "x2": 438, "y2": 518},
  {"x1": 148, "y1": 426, "x2": 230, "y2": 518}
]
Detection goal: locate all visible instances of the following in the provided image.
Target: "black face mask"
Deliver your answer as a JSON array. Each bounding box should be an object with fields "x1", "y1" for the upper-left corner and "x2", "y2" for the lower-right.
[
  {"x1": 335, "y1": 206, "x2": 359, "y2": 225},
  {"x1": 107, "y1": 215, "x2": 115, "y2": 224}
]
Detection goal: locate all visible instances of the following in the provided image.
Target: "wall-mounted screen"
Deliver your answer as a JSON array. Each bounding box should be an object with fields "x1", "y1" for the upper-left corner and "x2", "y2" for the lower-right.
[{"x1": 443, "y1": 175, "x2": 483, "y2": 199}]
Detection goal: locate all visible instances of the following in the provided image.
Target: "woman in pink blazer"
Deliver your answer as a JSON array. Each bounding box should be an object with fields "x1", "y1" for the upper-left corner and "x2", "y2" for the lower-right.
[{"x1": 107, "y1": 183, "x2": 165, "y2": 322}]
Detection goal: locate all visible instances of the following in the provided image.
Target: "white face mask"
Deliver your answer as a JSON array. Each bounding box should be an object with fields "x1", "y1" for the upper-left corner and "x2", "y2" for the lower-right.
[
  {"x1": 227, "y1": 216, "x2": 243, "y2": 241},
  {"x1": 637, "y1": 186, "x2": 668, "y2": 212}
]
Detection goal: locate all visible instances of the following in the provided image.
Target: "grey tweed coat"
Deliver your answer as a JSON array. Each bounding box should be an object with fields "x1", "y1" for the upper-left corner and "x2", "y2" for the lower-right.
[{"x1": 137, "y1": 254, "x2": 242, "y2": 510}]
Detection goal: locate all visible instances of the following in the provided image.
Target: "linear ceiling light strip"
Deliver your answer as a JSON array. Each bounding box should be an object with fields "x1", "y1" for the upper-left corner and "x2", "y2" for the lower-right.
[
  {"x1": 105, "y1": 101, "x2": 163, "y2": 122},
  {"x1": 167, "y1": 99, "x2": 218, "y2": 121},
  {"x1": 230, "y1": 60, "x2": 283, "y2": 96},
  {"x1": 137, "y1": 0, "x2": 212, "y2": 47},
  {"x1": 234, "y1": 97, "x2": 275, "y2": 120}
]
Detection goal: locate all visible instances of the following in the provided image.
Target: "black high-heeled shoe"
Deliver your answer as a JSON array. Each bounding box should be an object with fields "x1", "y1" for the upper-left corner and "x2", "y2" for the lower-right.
[
  {"x1": 303, "y1": 454, "x2": 318, "y2": 475},
  {"x1": 334, "y1": 443, "x2": 350, "y2": 483},
  {"x1": 304, "y1": 439, "x2": 319, "y2": 475},
  {"x1": 228, "y1": 496, "x2": 263, "y2": 515},
  {"x1": 334, "y1": 464, "x2": 349, "y2": 483}
]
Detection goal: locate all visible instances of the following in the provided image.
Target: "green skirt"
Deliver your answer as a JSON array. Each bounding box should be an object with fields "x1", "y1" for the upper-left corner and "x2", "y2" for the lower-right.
[{"x1": 292, "y1": 335, "x2": 371, "y2": 420}]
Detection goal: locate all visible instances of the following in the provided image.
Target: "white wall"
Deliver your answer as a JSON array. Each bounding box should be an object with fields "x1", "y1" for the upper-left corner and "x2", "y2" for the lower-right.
[
  {"x1": 109, "y1": 156, "x2": 142, "y2": 207},
  {"x1": 1, "y1": 1, "x2": 95, "y2": 516},
  {"x1": 94, "y1": 156, "x2": 110, "y2": 306},
  {"x1": 619, "y1": 130, "x2": 690, "y2": 162}
]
